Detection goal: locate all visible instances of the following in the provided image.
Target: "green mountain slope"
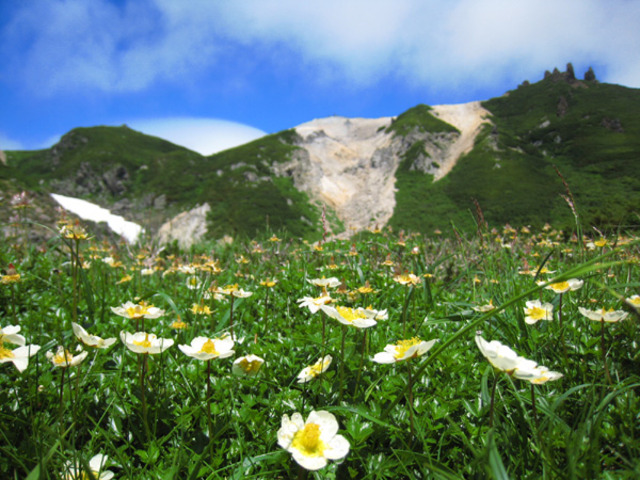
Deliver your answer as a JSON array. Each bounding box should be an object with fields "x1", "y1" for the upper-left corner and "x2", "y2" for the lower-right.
[
  {"x1": 389, "y1": 70, "x2": 640, "y2": 234},
  {"x1": 2, "y1": 66, "x2": 639, "y2": 242}
]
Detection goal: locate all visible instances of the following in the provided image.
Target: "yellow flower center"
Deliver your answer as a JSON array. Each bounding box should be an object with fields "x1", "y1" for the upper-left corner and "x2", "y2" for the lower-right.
[
  {"x1": 200, "y1": 339, "x2": 219, "y2": 355},
  {"x1": 527, "y1": 306, "x2": 549, "y2": 320},
  {"x1": 125, "y1": 305, "x2": 150, "y2": 319},
  {"x1": 336, "y1": 306, "x2": 367, "y2": 323},
  {"x1": 292, "y1": 423, "x2": 326, "y2": 457},
  {"x1": 239, "y1": 358, "x2": 261, "y2": 374},
  {"x1": 394, "y1": 337, "x2": 421, "y2": 359},
  {"x1": 550, "y1": 281, "x2": 569, "y2": 292},
  {"x1": 0, "y1": 345, "x2": 15, "y2": 359},
  {"x1": 53, "y1": 349, "x2": 74, "y2": 366},
  {"x1": 1, "y1": 274, "x2": 21, "y2": 284},
  {"x1": 133, "y1": 334, "x2": 152, "y2": 349},
  {"x1": 308, "y1": 358, "x2": 330, "y2": 377}
]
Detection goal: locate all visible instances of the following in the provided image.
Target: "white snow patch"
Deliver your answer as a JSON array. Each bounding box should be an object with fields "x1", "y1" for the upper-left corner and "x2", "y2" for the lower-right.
[{"x1": 51, "y1": 193, "x2": 143, "y2": 243}]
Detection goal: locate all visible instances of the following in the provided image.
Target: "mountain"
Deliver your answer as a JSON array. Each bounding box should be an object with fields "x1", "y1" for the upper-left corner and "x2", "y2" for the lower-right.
[{"x1": 2, "y1": 65, "x2": 639, "y2": 245}]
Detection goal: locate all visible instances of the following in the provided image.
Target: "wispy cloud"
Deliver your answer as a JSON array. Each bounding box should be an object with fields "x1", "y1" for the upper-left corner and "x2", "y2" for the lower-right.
[{"x1": 2, "y1": 0, "x2": 639, "y2": 99}]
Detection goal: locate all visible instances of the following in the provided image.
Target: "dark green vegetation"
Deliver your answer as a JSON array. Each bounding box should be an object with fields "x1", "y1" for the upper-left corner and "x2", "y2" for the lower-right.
[
  {"x1": 386, "y1": 104, "x2": 460, "y2": 135},
  {"x1": 2, "y1": 67, "x2": 639, "y2": 241},
  {"x1": 1, "y1": 218, "x2": 639, "y2": 478},
  {"x1": 391, "y1": 72, "x2": 640, "y2": 235}
]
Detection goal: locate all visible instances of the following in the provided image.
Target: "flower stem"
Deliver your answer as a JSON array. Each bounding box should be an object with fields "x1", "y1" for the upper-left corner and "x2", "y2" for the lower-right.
[
  {"x1": 229, "y1": 296, "x2": 235, "y2": 339},
  {"x1": 600, "y1": 318, "x2": 612, "y2": 385},
  {"x1": 140, "y1": 353, "x2": 151, "y2": 442},
  {"x1": 353, "y1": 330, "x2": 368, "y2": 400},
  {"x1": 407, "y1": 362, "x2": 415, "y2": 437},
  {"x1": 489, "y1": 373, "x2": 498, "y2": 428},
  {"x1": 530, "y1": 383, "x2": 539, "y2": 431},
  {"x1": 339, "y1": 325, "x2": 346, "y2": 400}
]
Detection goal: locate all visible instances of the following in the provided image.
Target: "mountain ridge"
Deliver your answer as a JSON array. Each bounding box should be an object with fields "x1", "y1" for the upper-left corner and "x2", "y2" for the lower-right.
[{"x1": 2, "y1": 67, "x2": 639, "y2": 245}]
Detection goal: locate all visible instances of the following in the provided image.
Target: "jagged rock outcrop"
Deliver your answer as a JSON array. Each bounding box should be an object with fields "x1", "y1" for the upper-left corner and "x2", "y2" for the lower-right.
[
  {"x1": 584, "y1": 67, "x2": 597, "y2": 82},
  {"x1": 156, "y1": 203, "x2": 211, "y2": 249},
  {"x1": 0, "y1": 150, "x2": 6, "y2": 166}
]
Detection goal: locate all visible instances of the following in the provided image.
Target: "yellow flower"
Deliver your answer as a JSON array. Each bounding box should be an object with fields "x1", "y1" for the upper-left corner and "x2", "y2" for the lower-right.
[
  {"x1": 0, "y1": 325, "x2": 26, "y2": 346},
  {"x1": 64, "y1": 453, "x2": 114, "y2": 480},
  {"x1": 540, "y1": 278, "x2": 584, "y2": 294},
  {"x1": 46, "y1": 346, "x2": 88, "y2": 368},
  {"x1": 308, "y1": 277, "x2": 341, "y2": 289},
  {"x1": 178, "y1": 334, "x2": 234, "y2": 361},
  {"x1": 472, "y1": 300, "x2": 495, "y2": 313},
  {"x1": 372, "y1": 337, "x2": 437, "y2": 363},
  {"x1": 116, "y1": 274, "x2": 132, "y2": 284},
  {"x1": 523, "y1": 300, "x2": 554, "y2": 324},
  {"x1": 190, "y1": 303, "x2": 212, "y2": 315},
  {"x1": 232, "y1": 354, "x2": 264, "y2": 376},
  {"x1": 297, "y1": 295, "x2": 333, "y2": 314},
  {"x1": 578, "y1": 307, "x2": 628, "y2": 323},
  {"x1": 393, "y1": 273, "x2": 421, "y2": 286},
  {"x1": 0, "y1": 343, "x2": 41, "y2": 372},
  {"x1": 111, "y1": 301, "x2": 165, "y2": 320},
  {"x1": 277, "y1": 410, "x2": 350, "y2": 471},
  {"x1": 170, "y1": 317, "x2": 189, "y2": 330},
  {"x1": 260, "y1": 279, "x2": 278, "y2": 288},
  {"x1": 625, "y1": 294, "x2": 640, "y2": 309},
  {"x1": 120, "y1": 331, "x2": 174, "y2": 354},
  {"x1": 59, "y1": 221, "x2": 88, "y2": 240},
  {"x1": 475, "y1": 335, "x2": 562, "y2": 383},
  {"x1": 320, "y1": 305, "x2": 382, "y2": 328},
  {"x1": 297, "y1": 355, "x2": 332, "y2": 383},
  {"x1": 72, "y1": 322, "x2": 117, "y2": 349}
]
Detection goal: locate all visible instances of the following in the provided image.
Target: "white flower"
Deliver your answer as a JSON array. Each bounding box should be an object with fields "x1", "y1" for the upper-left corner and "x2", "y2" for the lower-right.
[
  {"x1": 0, "y1": 325, "x2": 26, "y2": 346},
  {"x1": 475, "y1": 335, "x2": 562, "y2": 383},
  {"x1": 178, "y1": 335, "x2": 235, "y2": 361},
  {"x1": 297, "y1": 295, "x2": 332, "y2": 314},
  {"x1": 578, "y1": 307, "x2": 629, "y2": 323},
  {"x1": 625, "y1": 294, "x2": 640, "y2": 309},
  {"x1": 64, "y1": 453, "x2": 114, "y2": 480},
  {"x1": 0, "y1": 344, "x2": 40, "y2": 372},
  {"x1": 186, "y1": 276, "x2": 201, "y2": 290},
  {"x1": 307, "y1": 277, "x2": 341, "y2": 289},
  {"x1": 523, "y1": 300, "x2": 554, "y2": 324},
  {"x1": 277, "y1": 410, "x2": 350, "y2": 471},
  {"x1": 393, "y1": 273, "x2": 422, "y2": 286},
  {"x1": 232, "y1": 354, "x2": 264, "y2": 376},
  {"x1": 472, "y1": 300, "x2": 495, "y2": 313},
  {"x1": 512, "y1": 365, "x2": 564, "y2": 384},
  {"x1": 46, "y1": 346, "x2": 88, "y2": 368},
  {"x1": 538, "y1": 278, "x2": 583, "y2": 294},
  {"x1": 372, "y1": 337, "x2": 437, "y2": 364},
  {"x1": 120, "y1": 331, "x2": 174, "y2": 354},
  {"x1": 320, "y1": 305, "x2": 379, "y2": 328},
  {"x1": 297, "y1": 355, "x2": 332, "y2": 383},
  {"x1": 72, "y1": 323, "x2": 117, "y2": 349},
  {"x1": 111, "y1": 301, "x2": 165, "y2": 320}
]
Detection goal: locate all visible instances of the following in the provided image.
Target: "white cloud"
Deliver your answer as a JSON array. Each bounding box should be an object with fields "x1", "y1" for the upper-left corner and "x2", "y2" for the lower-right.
[
  {"x1": 127, "y1": 118, "x2": 267, "y2": 155},
  {"x1": 3, "y1": 0, "x2": 640, "y2": 96}
]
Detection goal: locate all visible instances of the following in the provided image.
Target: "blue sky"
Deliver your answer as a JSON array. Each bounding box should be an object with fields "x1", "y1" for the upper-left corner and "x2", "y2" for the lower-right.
[{"x1": 1, "y1": 0, "x2": 639, "y2": 155}]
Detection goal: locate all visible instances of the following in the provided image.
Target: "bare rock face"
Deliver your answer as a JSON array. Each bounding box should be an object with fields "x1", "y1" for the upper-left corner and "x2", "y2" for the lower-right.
[
  {"x1": 0, "y1": 150, "x2": 6, "y2": 166},
  {"x1": 156, "y1": 203, "x2": 211, "y2": 249},
  {"x1": 273, "y1": 102, "x2": 491, "y2": 233}
]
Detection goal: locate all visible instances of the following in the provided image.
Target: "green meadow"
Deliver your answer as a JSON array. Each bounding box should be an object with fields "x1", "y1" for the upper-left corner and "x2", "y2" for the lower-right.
[{"x1": 1, "y1": 206, "x2": 639, "y2": 479}]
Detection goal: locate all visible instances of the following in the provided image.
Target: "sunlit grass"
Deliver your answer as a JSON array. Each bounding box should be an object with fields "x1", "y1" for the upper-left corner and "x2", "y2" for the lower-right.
[{"x1": 1, "y1": 218, "x2": 639, "y2": 478}]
